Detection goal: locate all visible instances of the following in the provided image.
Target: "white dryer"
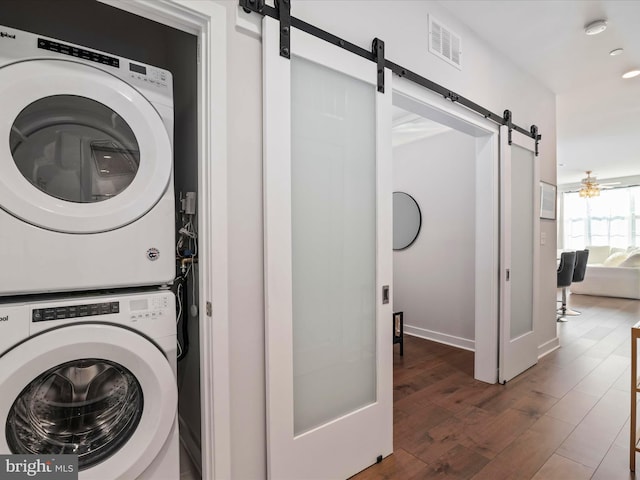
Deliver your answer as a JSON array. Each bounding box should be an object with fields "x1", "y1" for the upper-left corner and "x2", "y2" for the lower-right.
[
  {"x1": 0, "y1": 25, "x2": 175, "y2": 296},
  {"x1": 0, "y1": 290, "x2": 179, "y2": 480}
]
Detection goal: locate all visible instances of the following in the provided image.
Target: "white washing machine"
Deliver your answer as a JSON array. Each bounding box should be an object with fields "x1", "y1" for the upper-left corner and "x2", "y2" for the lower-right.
[
  {"x1": 0, "y1": 25, "x2": 175, "y2": 296},
  {"x1": 0, "y1": 290, "x2": 179, "y2": 480}
]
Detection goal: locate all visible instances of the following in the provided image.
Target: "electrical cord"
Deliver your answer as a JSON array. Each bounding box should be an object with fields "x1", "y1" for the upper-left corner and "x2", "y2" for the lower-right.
[
  {"x1": 176, "y1": 280, "x2": 184, "y2": 359},
  {"x1": 175, "y1": 200, "x2": 198, "y2": 361},
  {"x1": 175, "y1": 264, "x2": 191, "y2": 362}
]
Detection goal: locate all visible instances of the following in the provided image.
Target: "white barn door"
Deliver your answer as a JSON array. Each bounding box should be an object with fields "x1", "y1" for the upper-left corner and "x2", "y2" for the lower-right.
[
  {"x1": 499, "y1": 126, "x2": 539, "y2": 383},
  {"x1": 262, "y1": 16, "x2": 393, "y2": 480}
]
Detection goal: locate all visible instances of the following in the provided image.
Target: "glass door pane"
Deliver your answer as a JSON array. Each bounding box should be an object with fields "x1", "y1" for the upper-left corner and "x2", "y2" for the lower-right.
[
  {"x1": 509, "y1": 144, "x2": 534, "y2": 339},
  {"x1": 291, "y1": 56, "x2": 376, "y2": 435}
]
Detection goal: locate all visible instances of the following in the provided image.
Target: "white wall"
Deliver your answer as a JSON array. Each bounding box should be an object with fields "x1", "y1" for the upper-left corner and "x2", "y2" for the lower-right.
[
  {"x1": 223, "y1": 1, "x2": 558, "y2": 477},
  {"x1": 393, "y1": 130, "x2": 476, "y2": 348}
]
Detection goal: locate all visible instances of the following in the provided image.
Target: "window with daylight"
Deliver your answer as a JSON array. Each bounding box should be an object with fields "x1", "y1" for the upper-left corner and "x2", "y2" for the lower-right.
[{"x1": 563, "y1": 186, "x2": 640, "y2": 249}]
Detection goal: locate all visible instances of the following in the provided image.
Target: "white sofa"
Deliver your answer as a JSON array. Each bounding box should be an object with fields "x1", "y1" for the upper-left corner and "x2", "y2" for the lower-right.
[{"x1": 569, "y1": 246, "x2": 640, "y2": 300}]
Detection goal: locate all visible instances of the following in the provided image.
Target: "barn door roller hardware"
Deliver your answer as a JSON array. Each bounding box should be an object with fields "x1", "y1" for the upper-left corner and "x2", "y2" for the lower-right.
[
  {"x1": 241, "y1": 0, "x2": 265, "y2": 14},
  {"x1": 372, "y1": 38, "x2": 385, "y2": 93},
  {"x1": 503, "y1": 110, "x2": 513, "y2": 145},
  {"x1": 278, "y1": 0, "x2": 291, "y2": 58},
  {"x1": 530, "y1": 125, "x2": 541, "y2": 156},
  {"x1": 239, "y1": 0, "x2": 541, "y2": 148}
]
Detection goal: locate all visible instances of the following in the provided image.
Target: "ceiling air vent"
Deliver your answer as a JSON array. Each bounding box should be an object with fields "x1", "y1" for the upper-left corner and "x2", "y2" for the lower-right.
[{"x1": 428, "y1": 15, "x2": 462, "y2": 70}]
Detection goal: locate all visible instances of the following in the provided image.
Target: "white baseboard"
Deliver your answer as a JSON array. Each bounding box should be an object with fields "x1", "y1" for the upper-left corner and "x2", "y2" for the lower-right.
[
  {"x1": 538, "y1": 336, "x2": 560, "y2": 358},
  {"x1": 404, "y1": 324, "x2": 475, "y2": 351}
]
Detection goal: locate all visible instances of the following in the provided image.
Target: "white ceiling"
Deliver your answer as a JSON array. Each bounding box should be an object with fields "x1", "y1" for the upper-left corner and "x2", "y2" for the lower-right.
[{"x1": 439, "y1": 0, "x2": 640, "y2": 185}]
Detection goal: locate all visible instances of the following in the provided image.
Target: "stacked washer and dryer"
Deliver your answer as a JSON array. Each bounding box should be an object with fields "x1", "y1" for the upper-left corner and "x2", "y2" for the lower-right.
[{"x1": 0, "y1": 25, "x2": 181, "y2": 479}]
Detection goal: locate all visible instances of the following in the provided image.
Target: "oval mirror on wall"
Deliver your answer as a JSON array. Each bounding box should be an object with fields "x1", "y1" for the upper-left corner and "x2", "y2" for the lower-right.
[{"x1": 393, "y1": 192, "x2": 422, "y2": 250}]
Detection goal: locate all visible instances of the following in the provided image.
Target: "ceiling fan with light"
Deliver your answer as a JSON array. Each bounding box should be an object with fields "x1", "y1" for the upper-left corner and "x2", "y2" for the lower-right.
[{"x1": 578, "y1": 171, "x2": 619, "y2": 198}]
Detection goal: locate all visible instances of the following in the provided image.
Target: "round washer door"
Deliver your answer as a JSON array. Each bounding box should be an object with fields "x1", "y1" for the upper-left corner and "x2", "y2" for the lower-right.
[
  {"x1": 0, "y1": 324, "x2": 177, "y2": 480},
  {"x1": 0, "y1": 59, "x2": 172, "y2": 233}
]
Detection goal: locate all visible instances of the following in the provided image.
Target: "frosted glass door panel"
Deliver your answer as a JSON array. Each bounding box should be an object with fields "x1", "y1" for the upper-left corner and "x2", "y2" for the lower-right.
[
  {"x1": 291, "y1": 56, "x2": 376, "y2": 435},
  {"x1": 509, "y1": 144, "x2": 534, "y2": 339}
]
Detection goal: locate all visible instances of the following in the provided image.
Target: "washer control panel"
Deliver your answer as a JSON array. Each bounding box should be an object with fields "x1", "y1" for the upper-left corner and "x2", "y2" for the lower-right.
[
  {"x1": 32, "y1": 301, "x2": 119, "y2": 322},
  {"x1": 128, "y1": 294, "x2": 171, "y2": 321},
  {"x1": 27, "y1": 293, "x2": 174, "y2": 325},
  {"x1": 14, "y1": 292, "x2": 176, "y2": 340}
]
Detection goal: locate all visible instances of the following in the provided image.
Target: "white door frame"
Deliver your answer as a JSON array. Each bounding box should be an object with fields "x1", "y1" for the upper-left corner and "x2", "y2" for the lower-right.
[
  {"x1": 392, "y1": 77, "x2": 500, "y2": 384},
  {"x1": 97, "y1": 1, "x2": 230, "y2": 478}
]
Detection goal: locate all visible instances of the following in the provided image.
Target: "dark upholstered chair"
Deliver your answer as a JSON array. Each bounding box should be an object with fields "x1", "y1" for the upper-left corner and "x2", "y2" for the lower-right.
[
  {"x1": 557, "y1": 251, "x2": 576, "y2": 322},
  {"x1": 564, "y1": 249, "x2": 590, "y2": 316}
]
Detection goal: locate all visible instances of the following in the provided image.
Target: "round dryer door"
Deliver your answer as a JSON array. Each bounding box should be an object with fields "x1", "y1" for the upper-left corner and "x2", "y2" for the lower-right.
[
  {"x1": 0, "y1": 59, "x2": 172, "y2": 233},
  {"x1": 0, "y1": 324, "x2": 177, "y2": 479}
]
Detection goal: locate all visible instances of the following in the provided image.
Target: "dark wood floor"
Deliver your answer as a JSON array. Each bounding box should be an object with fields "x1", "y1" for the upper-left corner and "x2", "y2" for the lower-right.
[{"x1": 352, "y1": 293, "x2": 640, "y2": 480}]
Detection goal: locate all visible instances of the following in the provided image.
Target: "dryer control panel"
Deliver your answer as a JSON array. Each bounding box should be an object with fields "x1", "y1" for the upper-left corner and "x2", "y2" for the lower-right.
[
  {"x1": 37, "y1": 38, "x2": 120, "y2": 68},
  {"x1": 128, "y1": 62, "x2": 169, "y2": 88},
  {"x1": 33, "y1": 34, "x2": 171, "y2": 90},
  {"x1": 0, "y1": 24, "x2": 173, "y2": 103}
]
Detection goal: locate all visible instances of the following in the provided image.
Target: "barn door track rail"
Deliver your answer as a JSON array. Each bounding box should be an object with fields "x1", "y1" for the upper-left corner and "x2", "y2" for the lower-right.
[{"x1": 240, "y1": 0, "x2": 542, "y2": 155}]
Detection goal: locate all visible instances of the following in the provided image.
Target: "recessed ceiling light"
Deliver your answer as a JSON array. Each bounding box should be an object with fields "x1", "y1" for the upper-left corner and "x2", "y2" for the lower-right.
[
  {"x1": 584, "y1": 19, "x2": 607, "y2": 35},
  {"x1": 622, "y1": 69, "x2": 640, "y2": 79},
  {"x1": 610, "y1": 48, "x2": 624, "y2": 56}
]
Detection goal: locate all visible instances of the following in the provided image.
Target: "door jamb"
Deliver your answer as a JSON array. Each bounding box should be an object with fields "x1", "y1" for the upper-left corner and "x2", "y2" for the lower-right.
[{"x1": 392, "y1": 77, "x2": 499, "y2": 384}]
